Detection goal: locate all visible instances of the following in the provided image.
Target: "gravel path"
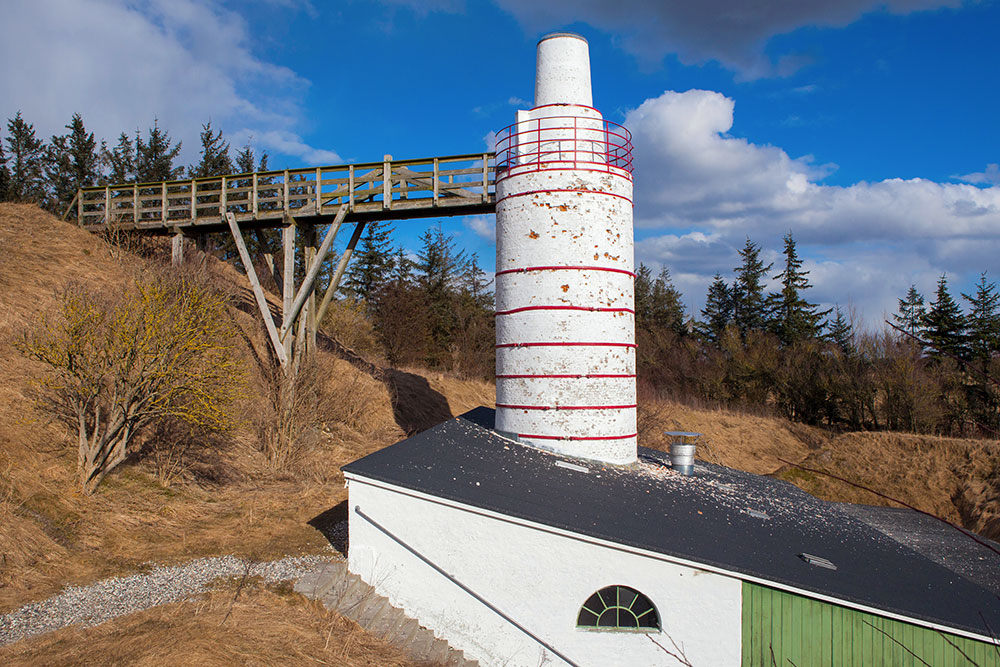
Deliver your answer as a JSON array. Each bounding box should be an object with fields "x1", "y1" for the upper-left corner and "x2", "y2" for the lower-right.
[{"x1": 0, "y1": 554, "x2": 334, "y2": 646}]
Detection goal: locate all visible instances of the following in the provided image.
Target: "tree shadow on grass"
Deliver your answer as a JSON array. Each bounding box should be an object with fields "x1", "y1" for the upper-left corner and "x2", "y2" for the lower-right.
[{"x1": 382, "y1": 368, "x2": 454, "y2": 436}]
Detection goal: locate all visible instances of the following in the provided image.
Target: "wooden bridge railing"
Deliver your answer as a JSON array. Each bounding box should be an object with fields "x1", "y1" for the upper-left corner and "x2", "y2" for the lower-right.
[{"x1": 75, "y1": 152, "x2": 496, "y2": 232}]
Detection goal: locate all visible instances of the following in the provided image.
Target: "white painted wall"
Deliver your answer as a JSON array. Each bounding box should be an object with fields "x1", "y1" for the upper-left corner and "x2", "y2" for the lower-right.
[{"x1": 347, "y1": 476, "x2": 742, "y2": 667}]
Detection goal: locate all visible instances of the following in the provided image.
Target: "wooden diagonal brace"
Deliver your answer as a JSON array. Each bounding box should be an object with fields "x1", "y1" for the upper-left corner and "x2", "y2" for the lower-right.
[
  {"x1": 253, "y1": 229, "x2": 283, "y2": 289},
  {"x1": 279, "y1": 205, "x2": 349, "y2": 342},
  {"x1": 225, "y1": 212, "x2": 288, "y2": 367},
  {"x1": 316, "y1": 220, "x2": 365, "y2": 325},
  {"x1": 395, "y1": 165, "x2": 479, "y2": 199}
]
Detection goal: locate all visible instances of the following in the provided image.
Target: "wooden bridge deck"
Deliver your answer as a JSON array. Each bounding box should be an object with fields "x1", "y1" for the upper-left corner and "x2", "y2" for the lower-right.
[{"x1": 75, "y1": 152, "x2": 496, "y2": 234}]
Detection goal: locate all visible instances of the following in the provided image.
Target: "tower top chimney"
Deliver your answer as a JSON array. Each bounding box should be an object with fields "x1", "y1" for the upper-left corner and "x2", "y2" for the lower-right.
[{"x1": 534, "y1": 32, "x2": 593, "y2": 108}]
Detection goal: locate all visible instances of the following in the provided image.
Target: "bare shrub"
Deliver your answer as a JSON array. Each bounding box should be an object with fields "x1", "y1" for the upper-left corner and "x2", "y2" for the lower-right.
[
  {"x1": 252, "y1": 360, "x2": 329, "y2": 471},
  {"x1": 140, "y1": 417, "x2": 227, "y2": 487},
  {"x1": 100, "y1": 212, "x2": 155, "y2": 260},
  {"x1": 18, "y1": 270, "x2": 243, "y2": 494}
]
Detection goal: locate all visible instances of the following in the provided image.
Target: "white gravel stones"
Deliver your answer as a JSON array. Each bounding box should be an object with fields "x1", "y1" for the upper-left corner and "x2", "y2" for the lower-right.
[{"x1": 0, "y1": 554, "x2": 332, "y2": 645}]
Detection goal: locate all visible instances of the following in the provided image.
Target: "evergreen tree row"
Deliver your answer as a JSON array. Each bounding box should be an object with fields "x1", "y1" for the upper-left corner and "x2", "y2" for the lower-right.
[
  {"x1": 0, "y1": 111, "x2": 264, "y2": 215},
  {"x1": 636, "y1": 233, "x2": 999, "y2": 437}
]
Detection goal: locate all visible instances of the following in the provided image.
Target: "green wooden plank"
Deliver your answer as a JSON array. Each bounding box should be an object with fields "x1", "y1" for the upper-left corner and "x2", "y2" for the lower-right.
[
  {"x1": 761, "y1": 584, "x2": 774, "y2": 665},
  {"x1": 741, "y1": 581, "x2": 999, "y2": 666},
  {"x1": 819, "y1": 601, "x2": 832, "y2": 667}
]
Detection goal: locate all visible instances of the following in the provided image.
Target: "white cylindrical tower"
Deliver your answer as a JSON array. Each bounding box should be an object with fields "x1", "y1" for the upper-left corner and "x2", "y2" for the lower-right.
[{"x1": 494, "y1": 33, "x2": 636, "y2": 465}]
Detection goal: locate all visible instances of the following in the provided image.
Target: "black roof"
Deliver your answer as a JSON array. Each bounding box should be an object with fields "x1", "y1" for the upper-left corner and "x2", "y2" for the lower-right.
[{"x1": 342, "y1": 408, "x2": 1000, "y2": 639}]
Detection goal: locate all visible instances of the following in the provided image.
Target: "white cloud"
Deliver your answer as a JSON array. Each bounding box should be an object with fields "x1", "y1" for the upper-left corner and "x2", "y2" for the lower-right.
[
  {"x1": 254, "y1": 130, "x2": 342, "y2": 166},
  {"x1": 627, "y1": 89, "x2": 1000, "y2": 321},
  {"x1": 493, "y1": 0, "x2": 960, "y2": 78},
  {"x1": 465, "y1": 215, "x2": 496, "y2": 242},
  {"x1": 957, "y1": 163, "x2": 1000, "y2": 186},
  {"x1": 1, "y1": 0, "x2": 336, "y2": 168}
]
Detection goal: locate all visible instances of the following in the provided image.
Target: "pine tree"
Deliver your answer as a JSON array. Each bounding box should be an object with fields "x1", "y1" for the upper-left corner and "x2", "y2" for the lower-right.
[
  {"x1": 46, "y1": 114, "x2": 99, "y2": 213},
  {"x1": 648, "y1": 267, "x2": 687, "y2": 336},
  {"x1": 44, "y1": 134, "x2": 74, "y2": 213},
  {"x1": 893, "y1": 285, "x2": 926, "y2": 336},
  {"x1": 345, "y1": 220, "x2": 396, "y2": 303},
  {"x1": 634, "y1": 263, "x2": 654, "y2": 329},
  {"x1": 0, "y1": 134, "x2": 9, "y2": 201},
  {"x1": 462, "y1": 253, "x2": 493, "y2": 309},
  {"x1": 6, "y1": 111, "x2": 47, "y2": 203},
  {"x1": 698, "y1": 273, "x2": 733, "y2": 343},
  {"x1": 765, "y1": 232, "x2": 829, "y2": 346},
  {"x1": 65, "y1": 114, "x2": 101, "y2": 189},
  {"x1": 104, "y1": 132, "x2": 136, "y2": 184},
  {"x1": 135, "y1": 120, "x2": 183, "y2": 182},
  {"x1": 234, "y1": 143, "x2": 257, "y2": 175},
  {"x1": 415, "y1": 224, "x2": 466, "y2": 364},
  {"x1": 962, "y1": 272, "x2": 1000, "y2": 362},
  {"x1": 827, "y1": 304, "x2": 855, "y2": 355},
  {"x1": 923, "y1": 274, "x2": 967, "y2": 361},
  {"x1": 189, "y1": 121, "x2": 233, "y2": 178},
  {"x1": 389, "y1": 247, "x2": 413, "y2": 286},
  {"x1": 732, "y1": 237, "x2": 772, "y2": 336}
]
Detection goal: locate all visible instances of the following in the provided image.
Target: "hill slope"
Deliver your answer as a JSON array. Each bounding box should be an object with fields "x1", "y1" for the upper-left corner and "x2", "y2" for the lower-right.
[{"x1": 0, "y1": 204, "x2": 997, "y2": 659}]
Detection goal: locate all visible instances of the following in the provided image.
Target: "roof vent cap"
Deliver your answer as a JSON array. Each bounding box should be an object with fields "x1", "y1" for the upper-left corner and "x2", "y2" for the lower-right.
[
  {"x1": 665, "y1": 431, "x2": 701, "y2": 476},
  {"x1": 798, "y1": 553, "x2": 837, "y2": 570}
]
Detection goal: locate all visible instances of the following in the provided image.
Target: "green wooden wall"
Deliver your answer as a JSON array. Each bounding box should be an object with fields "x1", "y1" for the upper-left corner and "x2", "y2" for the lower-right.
[{"x1": 742, "y1": 581, "x2": 1000, "y2": 666}]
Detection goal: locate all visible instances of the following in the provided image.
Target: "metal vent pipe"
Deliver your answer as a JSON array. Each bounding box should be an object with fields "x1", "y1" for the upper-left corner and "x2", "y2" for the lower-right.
[{"x1": 666, "y1": 431, "x2": 701, "y2": 476}]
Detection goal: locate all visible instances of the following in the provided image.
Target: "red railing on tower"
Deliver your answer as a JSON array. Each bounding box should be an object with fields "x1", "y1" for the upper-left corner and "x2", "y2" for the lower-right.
[{"x1": 494, "y1": 116, "x2": 633, "y2": 181}]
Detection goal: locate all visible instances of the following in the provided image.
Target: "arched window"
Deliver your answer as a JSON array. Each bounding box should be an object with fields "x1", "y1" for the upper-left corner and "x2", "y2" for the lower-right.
[{"x1": 576, "y1": 585, "x2": 660, "y2": 631}]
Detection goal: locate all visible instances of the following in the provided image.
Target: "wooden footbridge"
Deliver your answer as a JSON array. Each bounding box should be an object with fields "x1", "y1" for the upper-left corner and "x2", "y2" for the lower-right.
[{"x1": 69, "y1": 152, "x2": 496, "y2": 371}]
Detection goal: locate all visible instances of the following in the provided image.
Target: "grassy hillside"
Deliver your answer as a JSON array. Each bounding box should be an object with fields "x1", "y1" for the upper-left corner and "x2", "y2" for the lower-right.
[{"x1": 0, "y1": 204, "x2": 997, "y2": 662}]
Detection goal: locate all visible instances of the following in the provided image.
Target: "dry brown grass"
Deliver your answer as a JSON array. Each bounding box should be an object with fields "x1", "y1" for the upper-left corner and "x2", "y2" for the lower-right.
[
  {"x1": 0, "y1": 203, "x2": 997, "y2": 657},
  {"x1": 0, "y1": 205, "x2": 404, "y2": 614},
  {"x1": 637, "y1": 392, "x2": 999, "y2": 540},
  {"x1": 0, "y1": 580, "x2": 420, "y2": 666},
  {"x1": 637, "y1": 396, "x2": 821, "y2": 475},
  {"x1": 779, "y1": 430, "x2": 1000, "y2": 539}
]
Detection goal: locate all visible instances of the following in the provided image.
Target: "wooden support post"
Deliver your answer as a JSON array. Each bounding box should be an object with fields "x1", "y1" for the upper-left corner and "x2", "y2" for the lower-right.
[
  {"x1": 133, "y1": 184, "x2": 138, "y2": 224},
  {"x1": 252, "y1": 173, "x2": 258, "y2": 217},
  {"x1": 304, "y1": 226, "x2": 318, "y2": 353},
  {"x1": 433, "y1": 158, "x2": 439, "y2": 205},
  {"x1": 254, "y1": 229, "x2": 283, "y2": 289},
  {"x1": 190, "y1": 180, "x2": 197, "y2": 221},
  {"x1": 171, "y1": 231, "x2": 184, "y2": 266},
  {"x1": 161, "y1": 182, "x2": 167, "y2": 223},
  {"x1": 225, "y1": 212, "x2": 287, "y2": 367},
  {"x1": 315, "y1": 167, "x2": 322, "y2": 215},
  {"x1": 382, "y1": 154, "x2": 391, "y2": 209},
  {"x1": 282, "y1": 206, "x2": 349, "y2": 339},
  {"x1": 220, "y1": 176, "x2": 227, "y2": 217},
  {"x1": 348, "y1": 165, "x2": 355, "y2": 209},
  {"x1": 482, "y1": 152, "x2": 489, "y2": 203},
  {"x1": 283, "y1": 170, "x2": 289, "y2": 213},
  {"x1": 281, "y1": 216, "x2": 296, "y2": 363},
  {"x1": 316, "y1": 220, "x2": 364, "y2": 325},
  {"x1": 104, "y1": 186, "x2": 110, "y2": 224},
  {"x1": 76, "y1": 190, "x2": 83, "y2": 223}
]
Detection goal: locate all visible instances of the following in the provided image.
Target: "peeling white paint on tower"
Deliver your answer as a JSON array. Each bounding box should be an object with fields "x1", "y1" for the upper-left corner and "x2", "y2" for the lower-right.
[{"x1": 494, "y1": 32, "x2": 636, "y2": 465}]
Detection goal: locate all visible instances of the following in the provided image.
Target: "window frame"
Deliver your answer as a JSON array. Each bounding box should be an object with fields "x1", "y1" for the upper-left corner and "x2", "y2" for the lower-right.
[{"x1": 575, "y1": 585, "x2": 661, "y2": 633}]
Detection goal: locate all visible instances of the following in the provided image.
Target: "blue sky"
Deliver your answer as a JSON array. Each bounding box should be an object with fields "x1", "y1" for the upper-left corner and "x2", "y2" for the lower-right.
[{"x1": 4, "y1": 0, "x2": 999, "y2": 326}]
